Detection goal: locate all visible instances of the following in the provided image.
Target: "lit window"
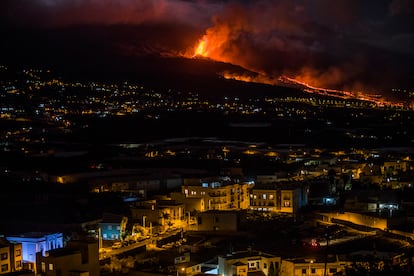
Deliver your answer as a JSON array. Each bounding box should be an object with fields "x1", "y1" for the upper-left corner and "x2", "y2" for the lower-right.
[
  {"x1": 263, "y1": 194, "x2": 267, "y2": 200},
  {"x1": 49, "y1": 264, "x2": 54, "y2": 271},
  {"x1": 269, "y1": 194, "x2": 274, "y2": 200},
  {"x1": 41, "y1": 262, "x2": 46, "y2": 273},
  {"x1": 108, "y1": 225, "x2": 112, "y2": 230}
]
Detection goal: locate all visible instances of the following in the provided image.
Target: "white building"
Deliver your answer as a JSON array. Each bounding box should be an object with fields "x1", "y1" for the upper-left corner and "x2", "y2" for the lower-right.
[
  {"x1": 218, "y1": 249, "x2": 281, "y2": 276},
  {"x1": 6, "y1": 232, "x2": 63, "y2": 272}
]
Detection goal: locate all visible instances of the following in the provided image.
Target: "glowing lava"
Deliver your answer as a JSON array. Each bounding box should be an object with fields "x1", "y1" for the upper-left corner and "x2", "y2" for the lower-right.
[
  {"x1": 186, "y1": 31, "x2": 408, "y2": 109},
  {"x1": 194, "y1": 38, "x2": 208, "y2": 57}
]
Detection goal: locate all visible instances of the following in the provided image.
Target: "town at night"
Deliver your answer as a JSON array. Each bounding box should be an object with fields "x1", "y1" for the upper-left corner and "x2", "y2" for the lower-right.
[{"x1": 1, "y1": 1, "x2": 414, "y2": 276}]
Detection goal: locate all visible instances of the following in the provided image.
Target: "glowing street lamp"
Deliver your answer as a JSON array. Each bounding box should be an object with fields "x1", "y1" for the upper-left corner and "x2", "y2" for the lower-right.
[
  {"x1": 309, "y1": 260, "x2": 313, "y2": 276},
  {"x1": 305, "y1": 259, "x2": 314, "y2": 276},
  {"x1": 177, "y1": 267, "x2": 186, "y2": 276}
]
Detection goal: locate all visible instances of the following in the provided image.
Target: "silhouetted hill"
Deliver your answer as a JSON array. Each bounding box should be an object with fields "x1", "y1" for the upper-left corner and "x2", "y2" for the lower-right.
[{"x1": 0, "y1": 24, "x2": 306, "y2": 99}]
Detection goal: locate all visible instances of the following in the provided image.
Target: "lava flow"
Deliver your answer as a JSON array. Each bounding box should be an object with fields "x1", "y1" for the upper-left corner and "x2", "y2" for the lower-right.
[{"x1": 187, "y1": 35, "x2": 408, "y2": 108}]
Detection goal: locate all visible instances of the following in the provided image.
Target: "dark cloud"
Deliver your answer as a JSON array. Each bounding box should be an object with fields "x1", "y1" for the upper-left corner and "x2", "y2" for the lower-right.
[
  {"x1": 390, "y1": 0, "x2": 414, "y2": 15},
  {"x1": 0, "y1": 0, "x2": 221, "y2": 27}
]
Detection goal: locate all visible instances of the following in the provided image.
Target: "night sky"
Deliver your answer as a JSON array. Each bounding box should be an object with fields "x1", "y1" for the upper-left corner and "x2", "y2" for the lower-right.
[{"x1": 1, "y1": 0, "x2": 414, "y2": 95}]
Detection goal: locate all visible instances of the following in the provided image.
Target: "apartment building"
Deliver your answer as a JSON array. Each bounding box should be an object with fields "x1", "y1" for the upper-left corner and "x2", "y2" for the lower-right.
[
  {"x1": 181, "y1": 176, "x2": 253, "y2": 211},
  {"x1": 250, "y1": 182, "x2": 307, "y2": 215},
  {"x1": 0, "y1": 239, "x2": 23, "y2": 274},
  {"x1": 6, "y1": 232, "x2": 63, "y2": 273}
]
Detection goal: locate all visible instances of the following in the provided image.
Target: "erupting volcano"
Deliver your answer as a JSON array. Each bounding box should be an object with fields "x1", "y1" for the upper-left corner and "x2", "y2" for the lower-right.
[
  {"x1": 1, "y1": 0, "x2": 413, "y2": 107},
  {"x1": 187, "y1": 31, "x2": 407, "y2": 108}
]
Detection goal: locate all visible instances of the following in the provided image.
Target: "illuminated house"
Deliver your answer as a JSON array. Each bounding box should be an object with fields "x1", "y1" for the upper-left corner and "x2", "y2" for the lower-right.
[
  {"x1": 250, "y1": 183, "x2": 307, "y2": 215},
  {"x1": 181, "y1": 176, "x2": 253, "y2": 211},
  {"x1": 6, "y1": 233, "x2": 63, "y2": 273},
  {"x1": 130, "y1": 198, "x2": 185, "y2": 232},
  {"x1": 218, "y1": 249, "x2": 281, "y2": 276},
  {"x1": 382, "y1": 160, "x2": 410, "y2": 176},
  {"x1": 36, "y1": 239, "x2": 99, "y2": 276},
  {"x1": 170, "y1": 192, "x2": 204, "y2": 214},
  {"x1": 343, "y1": 190, "x2": 400, "y2": 215},
  {"x1": 0, "y1": 238, "x2": 23, "y2": 274},
  {"x1": 98, "y1": 213, "x2": 126, "y2": 241},
  {"x1": 176, "y1": 262, "x2": 202, "y2": 276},
  {"x1": 280, "y1": 257, "x2": 348, "y2": 276}
]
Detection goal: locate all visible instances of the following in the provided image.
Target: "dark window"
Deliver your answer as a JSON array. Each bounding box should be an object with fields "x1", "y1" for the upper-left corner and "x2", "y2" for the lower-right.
[
  {"x1": 1, "y1": 264, "x2": 8, "y2": 272},
  {"x1": 311, "y1": 268, "x2": 316, "y2": 274},
  {"x1": 329, "y1": 268, "x2": 337, "y2": 273},
  {"x1": 301, "y1": 268, "x2": 306, "y2": 274},
  {"x1": 215, "y1": 216, "x2": 219, "y2": 223},
  {"x1": 0, "y1": 253, "x2": 7, "y2": 260},
  {"x1": 16, "y1": 249, "x2": 21, "y2": 257}
]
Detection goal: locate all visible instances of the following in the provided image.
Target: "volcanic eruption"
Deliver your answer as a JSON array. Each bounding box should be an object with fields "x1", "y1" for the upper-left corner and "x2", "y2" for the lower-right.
[
  {"x1": 1, "y1": 0, "x2": 413, "y2": 106},
  {"x1": 184, "y1": 0, "x2": 412, "y2": 107}
]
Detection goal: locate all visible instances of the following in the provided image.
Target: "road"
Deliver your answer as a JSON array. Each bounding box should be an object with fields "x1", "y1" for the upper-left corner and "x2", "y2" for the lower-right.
[{"x1": 99, "y1": 229, "x2": 183, "y2": 260}]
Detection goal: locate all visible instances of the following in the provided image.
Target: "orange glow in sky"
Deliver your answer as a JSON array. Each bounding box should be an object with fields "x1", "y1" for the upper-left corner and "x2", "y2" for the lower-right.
[{"x1": 187, "y1": 25, "x2": 409, "y2": 109}]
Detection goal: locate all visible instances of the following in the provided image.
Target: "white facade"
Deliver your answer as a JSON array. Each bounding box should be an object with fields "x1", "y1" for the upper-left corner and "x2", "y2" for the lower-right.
[{"x1": 6, "y1": 232, "x2": 63, "y2": 272}]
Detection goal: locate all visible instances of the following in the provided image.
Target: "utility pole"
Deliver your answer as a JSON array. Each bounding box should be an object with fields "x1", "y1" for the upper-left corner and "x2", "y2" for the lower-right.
[{"x1": 324, "y1": 227, "x2": 329, "y2": 276}]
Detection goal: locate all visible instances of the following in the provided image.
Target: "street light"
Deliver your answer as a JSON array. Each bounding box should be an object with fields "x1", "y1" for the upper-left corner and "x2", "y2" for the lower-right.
[
  {"x1": 306, "y1": 259, "x2": 314, "y2": 276},
  {"x1": 176, "y1": 267, "x2": 185, "y2": 276},
  {"x1": 143, "y1": 216, "x2": 146, "y2": 228},
  {"x1": 309, "y1": 260, "x2": 314, "y2": 276}
]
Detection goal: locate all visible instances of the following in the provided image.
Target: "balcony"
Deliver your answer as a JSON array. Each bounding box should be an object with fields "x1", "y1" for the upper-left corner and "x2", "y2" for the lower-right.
[{"x1": 209, "y1": 192, "x2": 227, "y2": 197}]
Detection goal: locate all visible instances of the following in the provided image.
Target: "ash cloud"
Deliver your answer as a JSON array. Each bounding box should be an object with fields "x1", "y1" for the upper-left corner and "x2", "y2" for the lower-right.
[
  {"x1": 0, "y1": 0, "x2": 224, "y2": 28},
  {"x1": 188, "y1": 0, "x2": 414, "y2": 92}
]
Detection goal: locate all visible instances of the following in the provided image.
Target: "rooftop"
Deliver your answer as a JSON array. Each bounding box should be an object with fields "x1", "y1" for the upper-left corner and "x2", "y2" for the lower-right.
[{"x1": 220, "y1": 250, "x2": 276, "y2": 260}]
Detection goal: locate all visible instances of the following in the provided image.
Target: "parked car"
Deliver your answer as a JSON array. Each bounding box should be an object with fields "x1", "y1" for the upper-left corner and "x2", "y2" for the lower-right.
[{"x1": 112, "y1": 242, "x2": 122, "y2": 249}]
